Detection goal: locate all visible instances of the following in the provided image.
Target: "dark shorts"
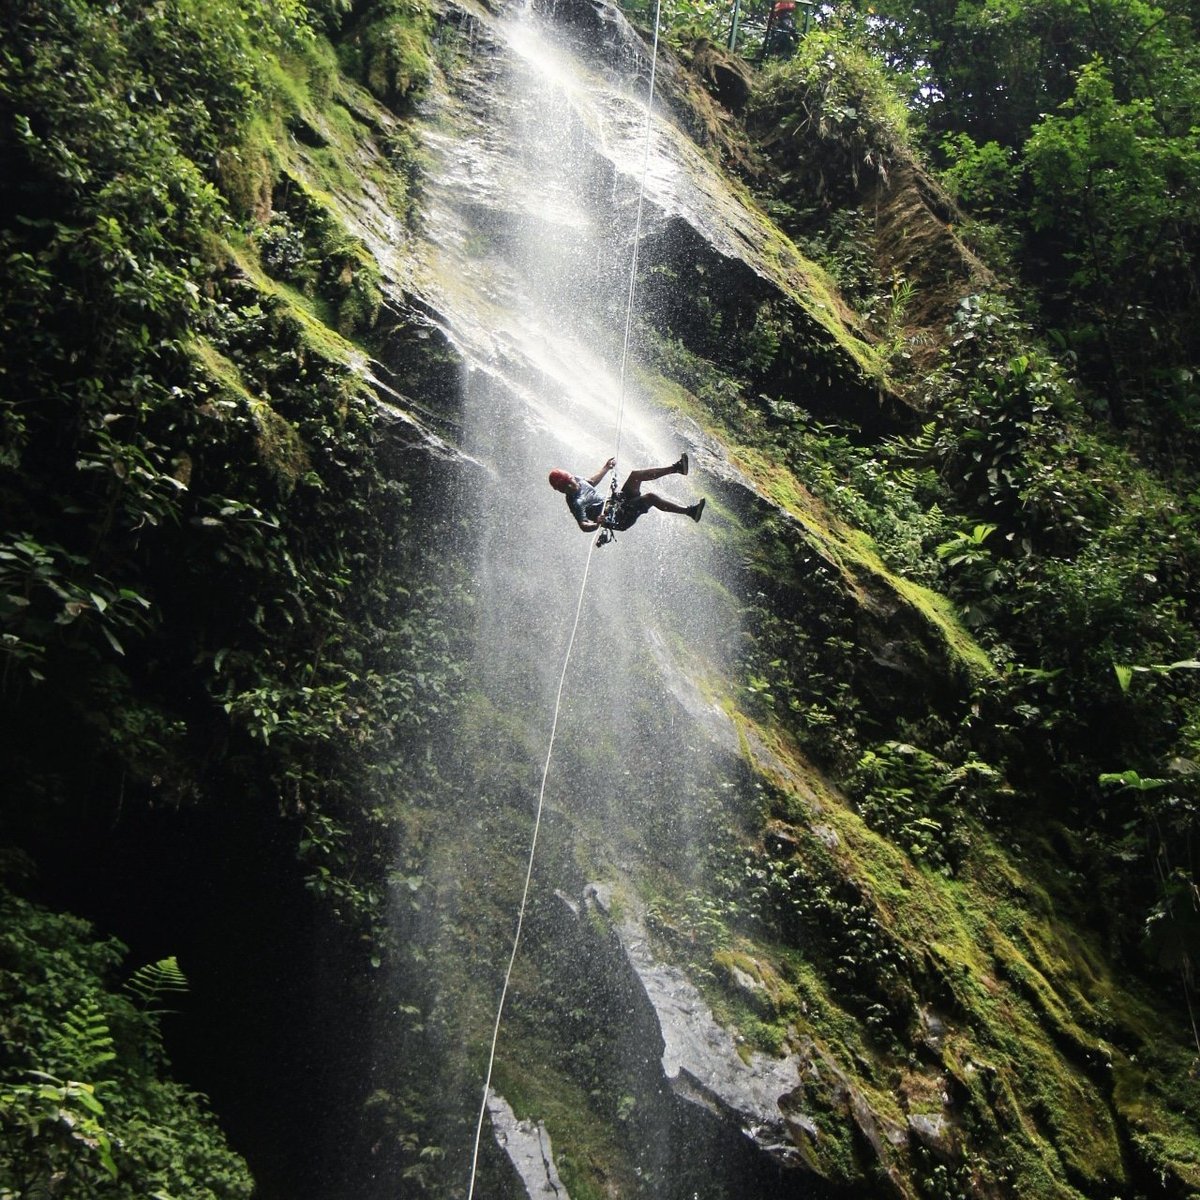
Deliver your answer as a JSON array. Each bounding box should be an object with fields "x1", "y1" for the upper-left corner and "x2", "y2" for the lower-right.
[{"x1": 604, "y1": 492, "x2": 652, "y2": 531}]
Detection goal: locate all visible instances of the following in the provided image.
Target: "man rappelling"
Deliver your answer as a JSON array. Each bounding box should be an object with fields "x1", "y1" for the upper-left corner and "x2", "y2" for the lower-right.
[{"x1": 548, "y1": 453, "x2": 705, "y2": 537}]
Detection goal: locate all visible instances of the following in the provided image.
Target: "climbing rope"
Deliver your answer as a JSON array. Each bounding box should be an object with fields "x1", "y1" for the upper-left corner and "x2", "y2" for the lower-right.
[
  {"x1": 465, "y1": 2, "x2": 664, "y2": 1194},
  {"x1": 608, "y1": 0, "x2": 664, "y2": 506},
  {"x1": 464, "y1": 536, "x2": 600, "y2": 1198}
]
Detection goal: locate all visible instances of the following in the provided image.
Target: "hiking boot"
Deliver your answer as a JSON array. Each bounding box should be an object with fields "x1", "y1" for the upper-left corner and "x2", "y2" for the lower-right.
[
  {"x1": 676, "y1": 452, "x2": 689, "y2": 476},
  {"x1": 689, "y1": 498, "x2": 706, "y2": 523}
]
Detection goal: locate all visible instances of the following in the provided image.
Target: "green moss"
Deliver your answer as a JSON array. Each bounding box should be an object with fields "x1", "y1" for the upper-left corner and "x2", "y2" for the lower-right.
[
  {"x1": 250, "y1": 398, "x2": 311, "y2": 490},
  {"x1": 641, "y1": 361, "x2": 996, "y2": 686},
  {"x1": 189, "y1": 339, "x2": 309, "y2": 490},
  {"x1": 216, "y1": 116, "x2": 279, "y2": 220},
  {"x1": 713, "y1": 947, "x2": 798, "y2": 1011},
  {"x1": 258, "y1": 171, "x2": 385, "y2": 335},
  {"x1": 711, "y1": 169, "x2": 888, "y2": 383},
  {"x1": 607, "y1": 652, "x2": 1194, "y2": 1196},
  {"x1": 192, "y1": 338, "x2": 255, "y2": 403},
  {"x1": 1111, "y1": 1045, "x2": 1200, "y2": 1190},
  {"x1": 887, "y1": 574, "x2": 996, "y2": 679},
  {"x1": 224, "y1": 239, "x2": 380, "y2": 383},
  {"x1": 718, "y1": 705, "x2": 1165, "y2": 1194},
  {"x1": 790, "y1": 1073, "x2": 866, "y2": 1185},
  {"x1": 733, "y1": 444, "x2": 995, "y2": 681},
  {"x1": 346, "y1": 0, "x2": 434, "y2": 108}
]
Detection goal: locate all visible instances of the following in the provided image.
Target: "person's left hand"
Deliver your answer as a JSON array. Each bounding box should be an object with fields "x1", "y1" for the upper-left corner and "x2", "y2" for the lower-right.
[{"x1": 604, "y1": 456, "x2": 616, "y2": 471}]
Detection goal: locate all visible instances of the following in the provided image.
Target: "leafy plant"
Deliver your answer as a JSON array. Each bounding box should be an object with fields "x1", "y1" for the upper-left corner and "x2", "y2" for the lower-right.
[
  {"x1": 124, "y1": 957, "x2": 189, "y2": 1015},
  {"x1": 938, "y1": 132, "x2": 1017, "y2": 217},
  {"x1": 43, "y1": 997, "x2": 118, "y2": 1082},
  {"x1": 0, "y1": 888, "x2": 253, "y2": 1198},
  {"x1": 749, "y1": 27, "x2": 912, "y2": 212},
  {"x1": 0, "y1": 1075, "x2": 120, "y2": 1186},
  {"x1": 1113, "y1": 659, "x2": 1200, "y2": 695},
  {"x1": 852, "y1": 741, "x2": 997, "y2": 872},
  {"x1": 936, "y1": 524, "x2": 1002, "y2": 625},
  {"x1": 1022, "y1": 58, "x2": 1200, "y2": 405}
]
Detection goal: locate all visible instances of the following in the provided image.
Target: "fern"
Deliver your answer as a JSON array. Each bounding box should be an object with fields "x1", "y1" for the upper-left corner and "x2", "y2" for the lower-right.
[
  {"x1": 881, "y1": 419, "x2": 938, "y2": 464},
  {"x1": 125, "y1": 955, "x2": 189, "y2": 1013},
  {"x1": 46, "y1": 996, "x2": 116, "y2": 1079}
]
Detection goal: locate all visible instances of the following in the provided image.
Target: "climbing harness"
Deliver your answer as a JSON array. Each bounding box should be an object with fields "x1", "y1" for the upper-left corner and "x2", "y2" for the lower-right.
[
  {"x1": 595, "y1": 493, "x2": 630, "y2": 547},
  {"x1": 599, "y1": 476, "x2": 622, "y2": 547},
  {"x1": 465, "y1": 1, "x2": 664, "y2": 1195}
]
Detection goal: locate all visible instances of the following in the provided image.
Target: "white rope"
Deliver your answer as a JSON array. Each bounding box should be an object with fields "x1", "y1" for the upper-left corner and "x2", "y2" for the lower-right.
[
  {"x1": 465, "y1": 2, "x2": 664, "y2": 1193},
  {"x1": 612, "y1": 0, "x2": 664, "y2": 471},
  {"x1": 465, "y1": 533, "x2": 601, "y2": 1197}
]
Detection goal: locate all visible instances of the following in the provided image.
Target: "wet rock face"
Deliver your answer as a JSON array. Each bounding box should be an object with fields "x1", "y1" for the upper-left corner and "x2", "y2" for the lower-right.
[
  {"x1": 278, "y1": 0, "x2": 995, "y2": 1193},
  {"x1": 413, "y1": 0, "x2": 887, "y2": 431},
  {"x1": 584, "y1": 883, "x2": 803, "y2": 1160},
  {"x1": 515, "y1": 883, "x2": 965, "y2": 1200},
  {"x1": 517, "y1": 883, "x2": 852, "y2": 1199},
  {"x1": 530, "y1": 0, "x2": 653, "y2": 79}
]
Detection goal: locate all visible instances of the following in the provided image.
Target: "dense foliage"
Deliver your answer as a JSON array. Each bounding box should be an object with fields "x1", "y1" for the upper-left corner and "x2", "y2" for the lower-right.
[
  {"x1": 704, "y1": 0, "x2": 1200, "y2": 1015},
  {"x1": 852, "y1": 0, "x2": 1200, "y2": 430},
  {"x1": 1, "y1": 0, "x2": 452, "y2": 1186},
  {"x1": 0, "y1": 881, "x2": 253, "y2": 1198},
  {"x1": 0, "y1": 0, "x2": 454, "y2": 920},
  {"x1": 633, "y1": 2, "x2": 1200, "y2": 1189}
]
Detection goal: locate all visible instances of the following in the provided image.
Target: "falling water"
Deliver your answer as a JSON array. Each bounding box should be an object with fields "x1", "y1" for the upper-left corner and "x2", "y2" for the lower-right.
[
  {"x1": 384, "y1": 2, "x2": 774, "y2": 1194},
  {"x1": 420, "y1": 3, "x2": 739, "y2": 739}
]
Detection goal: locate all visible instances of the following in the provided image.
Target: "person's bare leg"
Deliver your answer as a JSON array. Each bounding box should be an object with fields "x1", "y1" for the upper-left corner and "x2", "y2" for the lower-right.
[
  {"x1": 644, "y1": 492, "x2": 697, "y2": 516},
  {"x1": 621, "y1": 454, "x2": 688, "y2": 495}
]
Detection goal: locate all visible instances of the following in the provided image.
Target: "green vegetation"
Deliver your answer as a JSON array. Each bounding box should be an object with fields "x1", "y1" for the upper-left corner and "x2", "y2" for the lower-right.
[
  {"x1": 0, "y1": 882, "x2": 253, "y2": 1198},
  {"x1": 1, "y1": 0, "x2": 451, "y2": 1186},
  {"x1": 0, "y1": 0, "x2": 450, "y2": 930},
  {"x1": 606, "y1": 4, "x2": 1200, "y2": 1191},
  {"x1": 858, "y1": 0, "x2": 1200, "y2": 416}
]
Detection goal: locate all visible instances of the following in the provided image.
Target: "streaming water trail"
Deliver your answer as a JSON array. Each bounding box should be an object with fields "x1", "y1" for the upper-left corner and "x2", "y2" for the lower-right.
[
  {"x1": 463, "y1": 6, "x2": 665, "y2": 1192},
  {"x1": 408, "y1": 1, "x2": 745, "y2": 1189}
]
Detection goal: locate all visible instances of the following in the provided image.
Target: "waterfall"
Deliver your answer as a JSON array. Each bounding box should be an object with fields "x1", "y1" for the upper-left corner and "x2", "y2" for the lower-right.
[
  {"x1": 451, "y1": 8, "x2": 731, "y2": 787},
  {"x1": 392, "y1": 1, "x2": 764, "y2": 1194},
  {"x1": 420, "y1": 3, "x2": 738, "y2": 932}
]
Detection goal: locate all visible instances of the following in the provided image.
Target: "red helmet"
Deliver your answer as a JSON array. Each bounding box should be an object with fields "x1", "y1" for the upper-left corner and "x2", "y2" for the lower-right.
[{"x1": 548, "y1": 468, "x2": 573, "y2": 491}]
